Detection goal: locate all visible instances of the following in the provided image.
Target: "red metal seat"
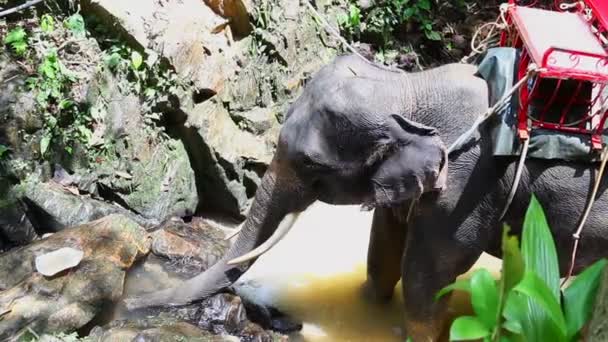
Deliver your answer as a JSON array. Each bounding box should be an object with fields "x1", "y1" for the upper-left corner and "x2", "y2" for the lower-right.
[
  {"x1": 499, "y1": 0, "x2": 608, "y2": 150},
  {"x1": 585, "y1": 0, "x2": 608, "y2": 46}
]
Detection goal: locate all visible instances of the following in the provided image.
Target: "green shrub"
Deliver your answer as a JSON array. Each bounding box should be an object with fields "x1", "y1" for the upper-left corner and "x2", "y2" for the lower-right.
[
  {"x1": 437, "y1": 195, "x2": 606, "y2": 342},
  {"x1": 338, "y1": 0, "x2": 444, "y2": 48}
]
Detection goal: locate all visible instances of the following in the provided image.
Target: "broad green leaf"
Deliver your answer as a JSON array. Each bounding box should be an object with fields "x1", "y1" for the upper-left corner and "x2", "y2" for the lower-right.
[
  {"x1": 521, "y1": 195, "x2": 560, "y2": 298},
  {"x1": 563, "y1": 258, "x2": 607, "y2": 340},
  {"x1": 503, "y1": 292, "x2": 527, "y2": 333},
  {"x1": 449, "y1": 316, "x2": 490, "y2": 341},
  {"x1": 513, "y1": 271, "x2": 567, "y2": 340},
  {"x1": 520, "y1": 195, "x2": 563, "y2": 341},
  {"x1": 131, "y1": 51, "x2": 143, "y2": 70},
  {"x1": 502, "y1": 319, "x2": 523, "y2": 335},
  {"x1": 40, "y1": 135, "x2": 51, "y2": 156},
  {"x1": 435, "y1": 278, "x2": 471, "y2": 300},
  {"x1": 470, "y1": 269, "x2": 499, "y2": 329}
]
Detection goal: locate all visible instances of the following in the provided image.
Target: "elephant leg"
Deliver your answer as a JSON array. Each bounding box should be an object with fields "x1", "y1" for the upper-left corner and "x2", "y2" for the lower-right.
[
  {"x1": 401, "y1": 223, "x2": 482, "y2": 342},
  {"x1": 362, "y1": 205, "x2": 407, "y2": 303}
]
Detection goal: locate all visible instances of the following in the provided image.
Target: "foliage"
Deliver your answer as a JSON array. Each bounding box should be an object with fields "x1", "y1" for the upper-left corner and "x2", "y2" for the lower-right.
[
  {"x1": 4, "y1": 27, "x2": 28, "y2": 56},
  {"x1": 436, "y1": 195, "x2": 607, "y2": 342},
  {"x1": 338, "y1": 0, "x2": 444, "y2": 48},
  {"x1": 102, "y1": 43, "x2": 184, "y2": 135},
  {"x1": 21, "y1": 14, "x2": 94, "y2": 158}
]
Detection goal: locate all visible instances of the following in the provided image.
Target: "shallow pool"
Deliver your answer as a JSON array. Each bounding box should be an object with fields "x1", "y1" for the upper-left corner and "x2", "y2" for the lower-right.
[{"x1": 234, "y1": 202, "x2": 502, "y2": 342}]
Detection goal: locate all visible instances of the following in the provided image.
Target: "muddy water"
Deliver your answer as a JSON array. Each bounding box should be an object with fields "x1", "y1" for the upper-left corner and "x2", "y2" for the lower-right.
[{"x1": 235, "y1": 202, "x2": 502, "y2": 342}]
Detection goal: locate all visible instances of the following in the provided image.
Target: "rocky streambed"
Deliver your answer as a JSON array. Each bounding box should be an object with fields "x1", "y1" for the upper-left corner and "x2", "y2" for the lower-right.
[{"x1": 0, "y1": 0, "x2": 508, "y2": 340}]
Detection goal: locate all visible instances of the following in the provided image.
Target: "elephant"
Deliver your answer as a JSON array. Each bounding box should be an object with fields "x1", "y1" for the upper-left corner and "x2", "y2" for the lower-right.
[{"x1": 125, "y1": 53, "x2": 608, "y2": 341}]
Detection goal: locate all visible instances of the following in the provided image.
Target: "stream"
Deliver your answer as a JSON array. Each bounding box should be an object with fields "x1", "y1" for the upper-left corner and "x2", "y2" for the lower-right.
[{"x1": 234, "y1": 202, "x2": 503, "y2": 341}]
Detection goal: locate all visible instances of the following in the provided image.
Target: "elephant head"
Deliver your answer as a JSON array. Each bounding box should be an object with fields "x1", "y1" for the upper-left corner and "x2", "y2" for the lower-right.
[{"x1": 124, "y1": 55, "x2": 449, "y2": 310}]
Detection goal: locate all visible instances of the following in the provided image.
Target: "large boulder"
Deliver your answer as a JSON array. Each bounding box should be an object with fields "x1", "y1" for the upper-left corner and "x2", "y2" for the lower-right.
[
  {"x1": 21, "y1": 180, "x2": 158, "y2": 232},
  {"x1": 0, "y1": 214, "x2": 150, "y2": 341},
  {"x1": 80, "y1": 0, "x2": 344, "y2": 217}
]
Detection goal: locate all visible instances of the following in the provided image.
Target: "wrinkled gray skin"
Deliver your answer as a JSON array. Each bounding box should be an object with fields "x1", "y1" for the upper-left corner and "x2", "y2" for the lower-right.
[{"x1": 125, "y1": 54, "x2": 608, "y2": 340}]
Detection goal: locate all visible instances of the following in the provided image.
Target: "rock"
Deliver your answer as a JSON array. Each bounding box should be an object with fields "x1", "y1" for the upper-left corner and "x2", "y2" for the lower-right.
[
  {"x1": 149, "y1": 217, "x2": 229, "y2": 276},
  {"x1": 21, "y1": 180, "x2": 157, "y2": 232},
  {"x1": 79, "y1": 71, "x2": 199, "y2": 223},
  {"x1": 81, "y1": 0, "x2": 342, "y2": 218},
  {"x1": 0, "y1": 196, "x2": 37, "y2": 248},
  {"x1": 0, "y1": 53, "x2": 43, "y2": 181},
  {"x1": 196, "y1": 293, "x2": 288, "y2": 341},
  {"x1": 81, "y1": 0, "x2": 238, "y2": 95},
  {"x1": 88, "y1": 317, "x2": 233, "y2": 342},
  {"x1": 35, "y1": 247, "x2": 84, "y2": 277},
  {"x1": 0, "y1": 214, "x2": 150, "y2": 341},
  {"x1": 122, "y1": 217, "x2": 230, "y2": 299}
]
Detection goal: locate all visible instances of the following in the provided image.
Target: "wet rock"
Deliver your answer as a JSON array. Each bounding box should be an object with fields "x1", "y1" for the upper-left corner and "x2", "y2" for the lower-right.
[
  {"x1": 21, "y1": 180, "x2": 157, "y2": 233},
  {"x1": 242, "y1": 301, "x2": 303, "y2": 334},
  {"x1": 150, "y1": 217, "x2": 229, "y2": 276},
  {"x1": 0, "y1": 214, "x2": 150, "y2": 341},
  {"x1": 122, "y1": 217, "x2": 229, "y2": 304},
  {"x1": 88, "y1": 317, "x2": 233, "y2": 342},
  {"x1": 197, "y1": 293, "x2": 289, "y2": 341}
]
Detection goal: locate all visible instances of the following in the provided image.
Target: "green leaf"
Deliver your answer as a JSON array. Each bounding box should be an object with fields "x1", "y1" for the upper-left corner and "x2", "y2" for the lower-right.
[
  {"x1": 563, "y1": 258, "x2": 607, "y2": 340},
  {"x1": 65, "y1": 14, "x2": 86, "y2": 37},
  {"x1": 105, "y1": 52, "x2": 122, "y2": 69},
  {"x1": 513, "y1": 271, "x2": 568, "y2": 340},
  {"x1": 4, "y1": 27, "x2": 26, "y2": 44},
  {"x1": 470, "y1": 269, "x2": 499, "y2": 329},
  {"x1": 59, "y1": 99, "x2": 74, "y2": 110},
  {"x1": 435, "y1": 278, "x2": 471, "y2": 300},
  {"x1": 502, "y1": 318, "x2": 523, "y2": 335},
  {"x1": 449, "y1": 316, "x2": 490, "y2": 341},
  {"x1": 40, "y1": 14, "x2": 55, "y2": 33},
  {"x1": 425, "y1": 30, "x2": 442, "y2": 41},
  {"x1": 522, "y1": 195, "x2": 560, "y2": 298},
  {"x1": 40, "y1": 135, "x2": 51, "y2": 156},
  {"x1": 417, "y1": 0, "x2": 432, "y2": 11},
  {"x1": 519, "y1": 195, "x2": 563, "y2": 341},
  {"x1": 131, "y1": 51, "x2": 143, "y2": 70}
]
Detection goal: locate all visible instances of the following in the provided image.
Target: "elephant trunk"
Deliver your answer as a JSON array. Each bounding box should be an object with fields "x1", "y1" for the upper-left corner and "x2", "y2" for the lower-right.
[{"x1": 124, "y1": 158, "x2": 311, "y2": 310}]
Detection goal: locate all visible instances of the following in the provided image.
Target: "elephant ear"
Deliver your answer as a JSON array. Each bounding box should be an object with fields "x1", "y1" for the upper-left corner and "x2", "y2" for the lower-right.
[{"x1": 368, "y1": 114, "x2": 448, "y2": 207}]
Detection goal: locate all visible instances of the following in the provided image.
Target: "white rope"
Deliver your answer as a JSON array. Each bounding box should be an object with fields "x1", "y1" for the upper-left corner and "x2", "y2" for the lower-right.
[
  {"x1": 562, "y1": 146, "x2": 608, "y2": 286},
  {"x1": 499, "y1": 137, "x2": 530, "y2": 220}
]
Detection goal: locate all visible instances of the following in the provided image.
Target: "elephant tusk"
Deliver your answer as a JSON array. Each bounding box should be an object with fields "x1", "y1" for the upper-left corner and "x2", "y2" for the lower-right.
[
  {"x1": 224, "y1": 222, "x2": 244, "y2": 240},
  {"x1": 226, "y1": 212, "x2": 301, "y2": 265}
]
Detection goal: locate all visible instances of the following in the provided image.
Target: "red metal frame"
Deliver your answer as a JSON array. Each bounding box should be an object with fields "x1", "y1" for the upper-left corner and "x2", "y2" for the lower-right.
[{"x1": 500, "y1": 0, "x2": 608, "y2": 150}]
